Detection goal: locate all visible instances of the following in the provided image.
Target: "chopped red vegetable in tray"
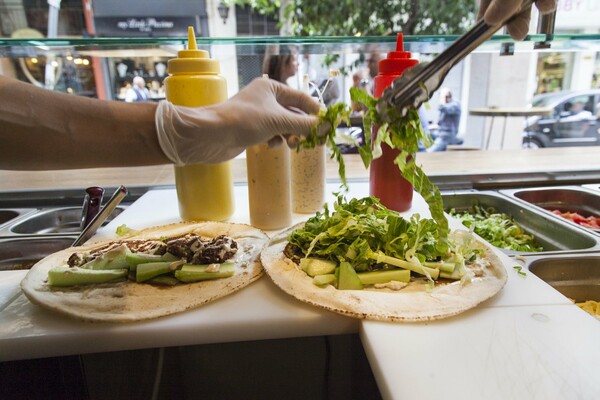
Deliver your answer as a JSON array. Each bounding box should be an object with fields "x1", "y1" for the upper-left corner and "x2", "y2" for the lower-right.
[{"x1": 550, "y1": 210, "x2": 600, "y2": 229}]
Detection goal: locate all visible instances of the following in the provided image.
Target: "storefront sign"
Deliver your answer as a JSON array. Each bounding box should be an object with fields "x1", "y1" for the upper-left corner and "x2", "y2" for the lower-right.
[
  {"x1": 94, "y1": 16, "x2": 198, "y2": 36},
  {"x1": 555, "y1": 0, "x2": 600, "y2": 31}
]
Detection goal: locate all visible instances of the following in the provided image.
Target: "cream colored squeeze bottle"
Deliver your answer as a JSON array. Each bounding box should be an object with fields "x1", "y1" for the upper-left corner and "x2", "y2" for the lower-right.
[
  {"x1": 291, "y1": 145, "x2": 326, "y2": 213},
  {"x1": 291, "y1": 74, "x2": 326, "y2": 213},
  {"x1": 246, "y1": 75, "x2": 292, "y2": 230},
  {"x1": 164, "y1": 26, "x2": 234, "y2": 221},
  {"x1": 246, "y1": 141, "x2": 292, "y2": 230}
]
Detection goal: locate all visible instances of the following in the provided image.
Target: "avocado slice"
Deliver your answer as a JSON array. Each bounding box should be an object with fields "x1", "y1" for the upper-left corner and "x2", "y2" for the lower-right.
[
  {"x1": 300, "y1": 258, "x2": 337, "y2": 277},
  {"x1": 337, "y1": 261, "x2": 363, "y2": 290},
  {"x1": 312, "y1": 274, "x2": 337, "y2": 287}
]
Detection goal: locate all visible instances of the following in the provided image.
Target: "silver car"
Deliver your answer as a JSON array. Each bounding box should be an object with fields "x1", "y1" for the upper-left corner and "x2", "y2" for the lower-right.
[{"x1": 522, "y1": 89, "x2": 600, "y2": 148}]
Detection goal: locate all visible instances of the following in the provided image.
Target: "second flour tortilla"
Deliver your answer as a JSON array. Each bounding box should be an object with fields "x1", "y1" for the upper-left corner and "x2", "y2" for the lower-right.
[{"x1": 260, "y1": 224, "x2": 507, "y2": 322}]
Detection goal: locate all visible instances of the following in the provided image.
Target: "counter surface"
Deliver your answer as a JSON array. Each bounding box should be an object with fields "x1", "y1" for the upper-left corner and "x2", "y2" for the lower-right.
[
  {"x1": 1, "y1": 183, "x2": 599, "y2": 400},
  {"x1": 361, "y1": 304, "x2": 600, "y2": 400},
  {"x1": 0, "y1": 186, "x2": 363, "y2": 362},
  {"x1": 2, "y1": 147, "x2": 600, "y2": 191}
]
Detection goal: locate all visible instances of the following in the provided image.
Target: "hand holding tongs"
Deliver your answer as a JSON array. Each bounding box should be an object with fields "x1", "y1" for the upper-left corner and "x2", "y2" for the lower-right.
[{"x1": 377, "y1": 0, "x2": 534, "y2": 120}]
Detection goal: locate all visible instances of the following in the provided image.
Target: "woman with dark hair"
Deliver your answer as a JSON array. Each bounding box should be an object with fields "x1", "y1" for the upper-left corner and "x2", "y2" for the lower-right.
[{"x1": 262, "y1": 46, "x2": 298, "y2": 84}]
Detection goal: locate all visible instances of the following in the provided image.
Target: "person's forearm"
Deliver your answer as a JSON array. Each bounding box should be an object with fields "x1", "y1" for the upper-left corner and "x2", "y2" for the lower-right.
[{"x1": 0, "y1": 75, "x2": 170, "y2": 170}]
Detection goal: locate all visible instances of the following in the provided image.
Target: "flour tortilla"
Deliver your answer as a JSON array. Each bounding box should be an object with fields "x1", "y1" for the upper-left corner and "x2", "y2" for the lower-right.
[
  {"x1": 21, "y1": 221, "x2": 268, "y2": 323},
  {"x1": 261, "y1": 223, "x2": 507, "y2": 322}
]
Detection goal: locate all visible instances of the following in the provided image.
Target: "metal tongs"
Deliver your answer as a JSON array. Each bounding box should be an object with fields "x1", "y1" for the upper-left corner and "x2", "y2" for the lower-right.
[{"x1": 378, "y1": 0, "x2": 534, "y2": 120}]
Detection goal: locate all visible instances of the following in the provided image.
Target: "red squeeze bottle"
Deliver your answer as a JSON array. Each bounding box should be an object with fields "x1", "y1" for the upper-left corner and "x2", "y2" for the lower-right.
[{"x1": 369, "y1": 33, "x2": 418, "y2": 212}]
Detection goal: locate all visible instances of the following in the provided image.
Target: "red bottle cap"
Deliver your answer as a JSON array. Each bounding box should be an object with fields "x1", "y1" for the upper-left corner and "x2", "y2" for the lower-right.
[{"x1": 378, "y1": 33, "x2": 418, "y2": 75}]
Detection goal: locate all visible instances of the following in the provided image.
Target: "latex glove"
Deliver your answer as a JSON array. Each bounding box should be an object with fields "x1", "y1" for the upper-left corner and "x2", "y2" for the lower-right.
[
  {"x1": 478, "y1": 0, "x2": 557, "y2": 40},
  {"x1": 156, "y1": 78, "x2": 321, "y2": 165}
]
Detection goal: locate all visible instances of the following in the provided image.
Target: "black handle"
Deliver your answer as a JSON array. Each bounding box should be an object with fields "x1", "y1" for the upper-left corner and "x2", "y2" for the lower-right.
[{"x1": 80, "y1": 186, "x2": 105, "y2": 230}]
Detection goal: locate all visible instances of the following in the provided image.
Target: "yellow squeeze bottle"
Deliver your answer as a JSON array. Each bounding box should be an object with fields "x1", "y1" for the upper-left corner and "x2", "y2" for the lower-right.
[{"x1": 164, "y1": 26, "x2": 234, "y2": 221}]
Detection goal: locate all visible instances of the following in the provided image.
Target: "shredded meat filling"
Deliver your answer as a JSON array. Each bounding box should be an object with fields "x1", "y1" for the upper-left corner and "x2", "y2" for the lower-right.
[
  {"x1": 67, "y1": 234, "x2": 237, "y2": 267},
  {"x1": 164, "y1": 234, "x2": 199, "y2": 261},
  {"x1": 192, "y1": 235, "x2": 237, "y2": 264},
  {"x1": 284, "y1": 243, "x2": 304, "y2": 265}
]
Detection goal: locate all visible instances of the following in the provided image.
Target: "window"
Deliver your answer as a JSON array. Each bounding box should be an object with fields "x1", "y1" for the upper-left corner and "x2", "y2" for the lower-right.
[{"x1": 235, "y1": 4, "x2": 279, "y2": 36}]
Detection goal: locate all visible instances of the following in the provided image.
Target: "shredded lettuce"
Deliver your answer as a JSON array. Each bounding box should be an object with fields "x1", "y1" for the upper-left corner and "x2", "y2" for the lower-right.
[
  {"x1": 291, "y1": 89, "x2": 495, "y2": 288},
  {"x1": 513, "y1": 266, "x2": 527, "y2": 277},
  {"x1": 300, "y1": 88, "x2": 448, "y2": 249},
  {"x1": 115, "y1": 224, "x2": 138, "y2": 237},
  {"x1": 351, "y1": 88, "x2": 447, "y2": 251},
  {"x1": 449, "y1": 205, "x2": 542, "y2": 252},
  {"x1": 289, "y1": 195, "x2": 485, "y2": 287},
  {"x1": 349, "y1": 87, "x2": 432, "y2": 157},
  {"x1": 300, "y1": 103, "x2": 351, "y2": 189},
  {"x1": 289, "y1": 195, "x2": 445, "y2": 278}
]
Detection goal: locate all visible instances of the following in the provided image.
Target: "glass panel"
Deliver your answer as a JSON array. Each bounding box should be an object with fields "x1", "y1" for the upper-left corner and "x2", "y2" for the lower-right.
[
  {"x1": 1, "y1": 33, "x2": 600, "y2": 58},
  {"x1": 1, "y1": 33, "x2": 599, "y2": 154}
]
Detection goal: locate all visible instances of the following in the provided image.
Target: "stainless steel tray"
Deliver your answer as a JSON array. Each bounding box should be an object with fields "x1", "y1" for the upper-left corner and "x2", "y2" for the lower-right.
[
  {"x1": 517, "y1": 253, "x2": 600, "y2": 305},
  {"x1": 442, "y1": 190, "x2": 600, "y2": 255},
  {"x1": 0, "y1": 236, "x2": 76, "y2": 271},
  {"x1": 0, "y1": 187, "x2": 137, "y2": 272},
  {"x1": 0, "y1": 208, "x2": 37, "y2": 228},
  {"x1": 501, "y1": 186, "x2": 600, "y2": 235},
  {"x1": 0, "y1": 205, "x2": 125, "y2": 271},
  {"x1": 583, "y1": 184, "x2": 600, "y2": 193},
  {"x1": 0, "y1": 206, "x2": 124, "y2": 237}
]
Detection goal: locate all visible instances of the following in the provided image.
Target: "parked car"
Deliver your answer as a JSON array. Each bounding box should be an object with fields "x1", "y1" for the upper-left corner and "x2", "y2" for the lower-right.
[{"x1": 522, "y1": 89, "x2": 600, "y2": 148}]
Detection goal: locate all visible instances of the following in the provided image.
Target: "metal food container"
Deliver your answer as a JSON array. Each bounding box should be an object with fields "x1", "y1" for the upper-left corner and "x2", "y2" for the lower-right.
[
  {"x1": 582, "y1": 184, "x2": 600, "y2": 193},
  {"x1": 0, "y1": 208, "x2": 36, "y2": 228},
  {"x1": 0, "y1": 205, "x2": 124, "y2": 271},
  {"x1": 520, "y1": 253, "x2": 600, "y2": 305},
  {"x1": 442, "y1": 191, "x2": 600, "y2": 255},
  {"x1": 0, "y1": 206, "x2": 124, "y2": 236},
  {"x1": 0, "y1": 210, "x2": 19, "y2": 226},
  {"x1": 0, "y1": 237, "x2": 76, "y2": 271},
  {"x1": 0, "y1": 187, "x2": 137, "y2": 272},
  {"x1": 501, "y1": 186, "x2": 600, "y2": 235}
]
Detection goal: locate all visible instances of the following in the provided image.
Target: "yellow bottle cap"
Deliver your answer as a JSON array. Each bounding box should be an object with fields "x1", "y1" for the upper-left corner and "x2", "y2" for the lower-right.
[{"x1": 168, "y1": 26, "x2": 220, "y2": 74}]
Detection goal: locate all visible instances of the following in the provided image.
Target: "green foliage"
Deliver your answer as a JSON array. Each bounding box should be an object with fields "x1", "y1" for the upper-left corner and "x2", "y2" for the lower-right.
[
  {"x1": 233, "y1": 0, "x2": 477, "y2": 36},
  {"x1": 226, "y1": 0, "x2": 281, "y2": 15}
]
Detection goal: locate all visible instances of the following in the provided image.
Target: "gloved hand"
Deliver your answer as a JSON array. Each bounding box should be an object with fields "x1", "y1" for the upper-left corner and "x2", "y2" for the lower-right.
[
  {"x1": 478, "y1": 0, "x2": 557, "y2": 40},
  {"x1": 156, "y1": 78, "x2": 321, "y2": 165}
]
